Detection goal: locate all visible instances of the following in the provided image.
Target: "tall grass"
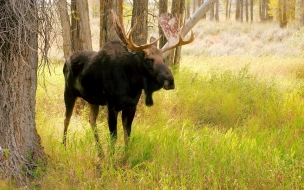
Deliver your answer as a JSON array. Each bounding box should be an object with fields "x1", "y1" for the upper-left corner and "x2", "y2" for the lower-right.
[
  {"x1": 14, "y1": 54, "x2": 301, "y2": 189},
  {"x1": 2, "y1": 18, "x2": 304, "y2": 189}
]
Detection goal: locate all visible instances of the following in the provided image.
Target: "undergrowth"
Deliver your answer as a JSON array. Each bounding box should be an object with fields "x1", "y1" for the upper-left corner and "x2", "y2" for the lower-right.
[{"x1": 14, "y1": 55, "x2": 301, "y2": 189}]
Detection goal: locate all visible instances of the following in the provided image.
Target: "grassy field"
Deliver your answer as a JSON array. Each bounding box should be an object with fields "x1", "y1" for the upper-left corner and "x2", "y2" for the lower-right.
[{"x1": 3, "y1": 19, "x2": 304, "y2": 189}]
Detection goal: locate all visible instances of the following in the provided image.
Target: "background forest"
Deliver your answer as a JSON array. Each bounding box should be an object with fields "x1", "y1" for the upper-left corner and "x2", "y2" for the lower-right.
[{"x1": 1, "y1": 0, "x2": 304, "y2": 189}]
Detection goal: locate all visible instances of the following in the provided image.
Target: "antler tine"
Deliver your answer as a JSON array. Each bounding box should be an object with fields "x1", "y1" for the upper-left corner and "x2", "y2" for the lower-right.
[
  {"x1": 111, "y1": 10, "x2": 160, "y2": 52},
  {"x1": 161, "y1": 30, "x2": 195, "y2": 53}
]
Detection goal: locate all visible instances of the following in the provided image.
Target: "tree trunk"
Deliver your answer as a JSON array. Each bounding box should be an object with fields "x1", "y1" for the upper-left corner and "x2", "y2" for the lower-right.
[
  {"x1": 300, "y1": 0, "x2": 304, "y2": 26},
  {"x1": 131, "y1": 0, "x2": 148, "y2": 45},
  {"x1": 229, "y1": 0, "x2": 232, "y2": 19},
  {"x1": 215, "y1": 0, "x2": 219, "y2": 21},
  {"x1": 279, "y1": 0, "x2": 288, "y2": 28},
  {"x1": 0, "y1": 0, "x2": 45, "y2": 185},
  {"x1": 165, "y1": 0, "x2": 185, "y2": 67},
  {"x1": 226, "y1": 0, "x2": 229, "y2": 20},
  {"x1": 210, "y1": 2, "x2": 214, "y2": 20},
  {"x1": 290, "y1": 0, "x2": 296, "y2": 20},
  {"x1": 159, "y1": 0, "x2": 168, "y2": 49},
  {"x1": 236, "y1": 0, "x2": 241, "y2": 21},
  {"x1": 99, "y1": 0, "x2": 105, "y2": 47},
  {"x1": 71, "y1": 0, "x2": 92, "y2": 51},
  {"x1": 102, "y1": 0, "x2": 122, "y2": 43},
  {"x1": 186, "y1": 0, "x2": 190, "y2": 18},
  {"x1": 250, "y1": 0, "x2": 253, "y2": 22},
  {"x1": 173, "y1": 0, "x2": 185, "y2": 67},
  {"x1": 57, "y1": 0, "x2": 72, "y2": 58},
  {"x1": 260, "y1": 0, "x2": 266, "y2": 21},
  {"x1": 245, "y1": 0, "x2": 248, "y2": 22},
  {"x1": 70, "y1": 0, "x2": 93, "y2": 112},
  {"x1": 240, "y1": 0, "x2": 243, "y2": 22},
  {"x1": 77, "y1": 0, "x2": 92, "y2": 50}
]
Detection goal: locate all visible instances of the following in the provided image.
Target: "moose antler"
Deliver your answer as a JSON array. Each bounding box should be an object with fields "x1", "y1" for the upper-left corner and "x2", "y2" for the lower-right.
[
  {"x1": 111, "y1": 10, "x2": 160, "y2": 52},
  {"x1": 159, "y1": 13, "x2": 195, "y2": 53}
]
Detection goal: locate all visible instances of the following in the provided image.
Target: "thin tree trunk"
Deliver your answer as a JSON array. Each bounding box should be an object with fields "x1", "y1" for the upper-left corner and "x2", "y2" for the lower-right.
[
  {"x1": 245, "y1": 0, "x2": 248, "y2": 22},
  {"x1": 102, "y1": 0, "x2": 122, "y2": 43},
  {"x1": 240, "y1": 0, "x2": 243, "y2": 22},
  {"x1": 57, "y1": 0, "x2": 72, "y2": 58},
  {"x1": 131, "y1": 0, "x2": 148, "y2": 45},
  {"x1": 159, "y1": 0, "x2": 168, "y2": 48},
  {"x1": 279, "y1": 0, "x2": 288, "y2": 28},
  {"x1": 290, "y1": 0, "x2": 296, "y2": 20},
  {"x1": 300, "y1": 0, "x2": 304, "y2": 26},
  {"x1": 70, "y1": 0, "x2": 93, "y2": 112},
  {"x1": 210, "y1": 2, "x2": 214, "y2": 20},
  {"x1": 226, "y1": 0, "x2": 229, "y2": 20},
  {"x1": 250, "y1": 0, "x2": 253, "y2": 22},
  {"x1": 236, "y1": 0, "x2": 241, "y2": 21},
  {"x1": 215, "y1": 0, "x2": 219, "y2": 21},
  {"x1": 99, "y1": 0, "x2": 105, "y2": 47},
  {"x1": 165, "y1": 0, "x2": 181, "y2": 66},
  {"x1": 173, "y1": 0, "x2": 185, "y2": 66},
  {"x1": 229, "y1": 0, "x2": 232, "y2": 19},
  {"x1": 261, "y1": 0, "x2": 266, "y2": 21},
  {"x1": 0, "y1": 0, "x2": 45, "y2": 185},
  {"x1": 77, "y1": 0, "x2": 92, "y2": 50},
  {"x1": 186, "y1": 0, "x2": 190, "y2": 18}
]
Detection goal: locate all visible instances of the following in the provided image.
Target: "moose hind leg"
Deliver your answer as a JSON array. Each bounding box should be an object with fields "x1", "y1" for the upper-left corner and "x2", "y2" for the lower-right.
[
  {"x1": 89, "y1": 104, "x2": 104, "y2": 158},
  {"x1": 63, "y1": 89, "x2": 77, "y2": 148},
  {"x1": 122, "y1": 107, "x2": 136, "y2": 145}
]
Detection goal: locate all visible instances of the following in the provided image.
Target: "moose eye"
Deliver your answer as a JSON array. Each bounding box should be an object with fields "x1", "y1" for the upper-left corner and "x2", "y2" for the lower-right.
[{"x1": 146, "y1": 58, "x2": 154, "y2": 67}]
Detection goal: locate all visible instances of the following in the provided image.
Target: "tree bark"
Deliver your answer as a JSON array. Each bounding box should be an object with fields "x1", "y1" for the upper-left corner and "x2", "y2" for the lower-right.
[
  {"x1": 102, "y1": 0, "x2": 122, "y2": 43},
  {"x1": 71, "y1": 0, "x2": 92, "y2": 51},
  {"x1": 300, "y1": 0, "x2": 304, "y2": 26},
  {"x1": 173, "y1": 0, "x2": 185, "y2": 66},
  {"x1": 245, "y1": 0, "x2": 248, "y2": 22},
  {"x1": 250, "y1": 0, "x2": 253, "y2": 22},
  {"x1": 279, "y1": 0, "x2": 288, "y2": 28},
  {"x1": 57, "y1": 0, "x2": 72, "y2": 58},
  {"x1": 186, "y1": 0, "x2": 190, "y2": 19},
  {"x1": 226, "y1": 0, "x2": 229, "y2": 20},
  {"x1": 215, "y1": 0, "x2": 219, "y2": 21},
  {"x1": 77, "y1": 0, "x2": 92, "y2": 50},
  {"x1": 131, "y1": 0, "x2": 148, "y2": 45},
  {"x1": 210, "y1": 2, "x2": 214, "y2": 20},
  {"x1": 0, "y1": 0, "x2": 45, "y2": 185},
  {"x1": 236, "y1": 0, "x2": 241, "y2": 21},
  {"x1": 159, "y1": 0, "x2": 168, "y2": 49},
  {"x1": 99, "y1": 0, "x2": 105, "y2": 47}
]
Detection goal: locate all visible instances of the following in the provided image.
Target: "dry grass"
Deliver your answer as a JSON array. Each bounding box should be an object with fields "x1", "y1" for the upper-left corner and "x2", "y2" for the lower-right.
[{"x1": 2, "y1": 11, "x2": 304, "y2": 189}]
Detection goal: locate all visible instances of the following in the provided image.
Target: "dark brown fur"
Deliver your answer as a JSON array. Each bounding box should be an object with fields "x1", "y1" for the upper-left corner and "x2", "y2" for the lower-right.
[{"x1": 63, "y1": 40, "x2": 174, "y2": 155}]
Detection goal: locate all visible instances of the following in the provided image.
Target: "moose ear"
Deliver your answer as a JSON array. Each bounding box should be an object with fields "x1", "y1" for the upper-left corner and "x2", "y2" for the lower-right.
[{"x1": 150, "y1": 37, "x2": 158, "y2": 47}]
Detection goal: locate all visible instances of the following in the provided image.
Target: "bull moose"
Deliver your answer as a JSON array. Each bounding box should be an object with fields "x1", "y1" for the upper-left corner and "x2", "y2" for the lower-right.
[{"x1": 62, "y1": 11, "x2": 194, "y2": 156}]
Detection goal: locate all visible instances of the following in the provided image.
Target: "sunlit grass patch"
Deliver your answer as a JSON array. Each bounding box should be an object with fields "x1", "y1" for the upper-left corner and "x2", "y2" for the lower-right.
[{"x1": 33, "y1": 55, "x2": 304, "y2": 189}]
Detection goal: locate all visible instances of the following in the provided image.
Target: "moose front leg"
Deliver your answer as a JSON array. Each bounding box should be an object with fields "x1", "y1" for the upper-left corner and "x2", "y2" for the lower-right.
[
  {"x1": 107, "y1": 107, "x2": 118, "y2": 144},
  {"x1": 89, "y1": 104, "x2": 104, "y2": 158},
  {"x1": 122, "y1": 107, "x2": 136, "y2": 145}
]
